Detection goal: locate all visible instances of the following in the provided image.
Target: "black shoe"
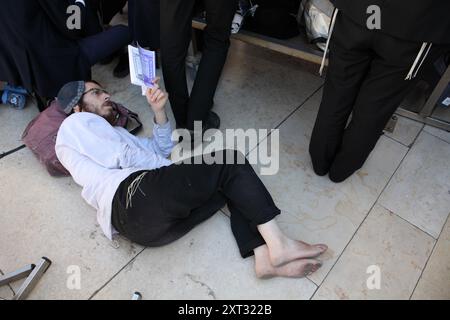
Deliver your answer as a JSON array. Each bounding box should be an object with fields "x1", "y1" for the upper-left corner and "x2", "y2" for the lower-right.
[
  {"x1": 113, "y1": 52, "x2": 130, "y2": 78},
  {"x1": 204, "y1": 111, "x2": 221, "y2": 131},
  {"x1": 176, "y1": 112, "x2": 220, "y2": 147}
]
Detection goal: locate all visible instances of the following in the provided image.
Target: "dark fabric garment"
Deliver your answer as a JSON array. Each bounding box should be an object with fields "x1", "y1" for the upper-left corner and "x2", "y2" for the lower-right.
[
  {"x1": 99, "y1": 0, "x2": 128, "y2": 25},
  {"x1": 160, "y1": 0, "x2": 238, "y2": 130},
  {"x1": 333, "y1": 0, "x2": 450, "y2": 44},
  {"x1": 0, "y1": 0, "x2": 131, "y2": 98},
  {"x1": 243, "y1": 7, "x2": 300, "y2": 40},
  {"x1": 309, "y1": 12, "x2": 426, "y2": 183},
  {"x1": 0, "y1": 0, "x2": 104, "y2": 98},
  {"x1": 128, "y1": 0, "x2": 160, "y2": 48},
  {"x1": 253, "y1": 0, "x2": 300, "y2": 14},
  {"x1": 242, "y1": 0, "x2": 300, "y2": 40},
  {"x1": 79, "y1": 0, "x2": 104, "y2": 36},
  {"x1": 79, "y1": 25, "x2": 131, "y2": 66},
  {"x1": 111, "y1": 150, "x2": 280, "y2": 258}
]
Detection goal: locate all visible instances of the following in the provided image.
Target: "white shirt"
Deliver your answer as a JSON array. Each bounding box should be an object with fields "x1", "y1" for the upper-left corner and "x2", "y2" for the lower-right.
[{"x1": 55, "y1": 112, "x2": 174, "y2": 240}]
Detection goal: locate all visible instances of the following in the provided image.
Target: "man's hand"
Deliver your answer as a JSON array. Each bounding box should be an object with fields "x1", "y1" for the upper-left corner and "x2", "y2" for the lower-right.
[
  {"x1": 146, "y1": 77, "x2": 168, "y2": 125},
  {"x1": 146, "y1": 77, "x2": 167, "y2": 112}
]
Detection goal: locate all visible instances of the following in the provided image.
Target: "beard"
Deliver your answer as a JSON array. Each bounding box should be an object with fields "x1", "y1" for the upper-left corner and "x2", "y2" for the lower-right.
[
  {"x1": 101, "y1": 101, "x2": 119, "y2": 125},
  {"x1": 81, "y1": 100, "x2": 119, "y2": 125}
]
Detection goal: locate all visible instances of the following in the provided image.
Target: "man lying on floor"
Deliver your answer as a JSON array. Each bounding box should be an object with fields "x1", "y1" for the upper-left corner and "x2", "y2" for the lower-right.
[{"x1": 55, "y1": 80, "x2": 328, "y2": 279}]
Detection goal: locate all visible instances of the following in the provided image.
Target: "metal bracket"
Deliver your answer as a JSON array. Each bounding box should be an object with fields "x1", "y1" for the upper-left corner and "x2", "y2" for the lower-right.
[
  {"x1": 384, "y1": 115, "x2": 398, "y2": 133},
  {"x1": 0, "y1": 257, "x2": 52, "y2": 300}
]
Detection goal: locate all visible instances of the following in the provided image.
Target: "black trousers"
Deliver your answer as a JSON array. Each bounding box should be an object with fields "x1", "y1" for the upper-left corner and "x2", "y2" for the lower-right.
[
  {"x1": 129, "y1": 0, "x2": 160, "y2": 49},
  {"x1": 160, "y1": 0, "x2": 238, "y2": 130},
  {"x1": 111, "y1": 151, "x2": 280, "y2": 258},
  {"x1": 309, "y1": 13, "x2": 424, "y2": 183}
]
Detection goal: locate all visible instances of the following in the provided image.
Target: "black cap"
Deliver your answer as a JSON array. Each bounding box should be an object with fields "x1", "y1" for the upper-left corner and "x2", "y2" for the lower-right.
[{"x1": 57, "y1": 81, "x2": 85, "y2": 114}]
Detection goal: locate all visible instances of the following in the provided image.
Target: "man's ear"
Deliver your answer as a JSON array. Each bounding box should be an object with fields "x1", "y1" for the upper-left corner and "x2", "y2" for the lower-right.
[{"x1": 73, "y1": 105, "x2": 81, "y2": 113}]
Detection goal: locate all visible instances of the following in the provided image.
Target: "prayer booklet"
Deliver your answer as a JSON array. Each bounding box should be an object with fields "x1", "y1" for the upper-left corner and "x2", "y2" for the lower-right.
[{"x1": 128, "y1": 44, "x2": 156, "y2": 95}]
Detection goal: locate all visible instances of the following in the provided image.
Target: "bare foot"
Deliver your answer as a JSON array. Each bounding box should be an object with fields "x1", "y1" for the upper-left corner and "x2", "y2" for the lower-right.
[
  {"x1": 254, "y1": 245, "x2": 323, "y2": 279},
  {"x1": 269, "y1": 238, "x2": 328, "y2": 267}
]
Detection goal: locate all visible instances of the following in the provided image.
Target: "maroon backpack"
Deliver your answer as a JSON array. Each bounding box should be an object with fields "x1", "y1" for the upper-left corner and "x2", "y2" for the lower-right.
[{"x1": 22, "y1": 100, "x2": 142, "y2": 177}]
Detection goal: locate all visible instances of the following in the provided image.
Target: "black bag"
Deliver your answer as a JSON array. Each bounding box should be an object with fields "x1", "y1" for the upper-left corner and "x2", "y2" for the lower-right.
[
  {"x1": 243, "y1": 0, "x2": 301, "y2": 39},
  {"x1": 243, "y1": 7, "x2": 300, "y2": 39}
]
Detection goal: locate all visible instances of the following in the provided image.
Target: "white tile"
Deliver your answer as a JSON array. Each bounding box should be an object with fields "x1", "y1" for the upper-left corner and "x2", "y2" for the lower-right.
[
  {"x1": 412, "y1": 216, "x2": 450, "y2": 300},
  {"x1": 384, "y1": 115, "x2": 423, "y2": 147},
  {"x1": 0, "y1": 149, "x2": 143, "y2": 299},
  {"x1": 93, "y1": 214, "x2": 317, "y2": 300},
  {"x1": 313, "y1": 205, "x2": 435, "y2": 300},
  {"x1": 379, "y1": 131, "x2": 450, "y2": 238},
  {"x1": 0, "y1": 101, "x2": 39, "y2": 153},
  {"x1": 423, "y1": 125, "x2": 450, "y2": 144}
]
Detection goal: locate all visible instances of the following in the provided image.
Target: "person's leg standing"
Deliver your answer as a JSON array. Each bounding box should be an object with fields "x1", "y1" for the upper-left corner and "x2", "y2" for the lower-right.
[
  {"x1": 160, "y1": 0, "x2": 196, "y2": 128},
  {"x1": 327, "y1": 34, "x2": 424, "y2": 183},
  {"x1": 186, "y1": 0, "x2": 238, "y2": 130},
  {"x1": 129, "y1": 0, "x2": 160, "y2": 49},
  {"x1": 309, "y1": 13, "x2": 373, "y2": 176}
]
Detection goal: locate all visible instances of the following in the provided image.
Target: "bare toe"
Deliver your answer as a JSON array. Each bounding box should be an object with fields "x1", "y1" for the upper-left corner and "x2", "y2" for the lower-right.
[
  {"x1": 274, "y1": 259, "x2": 322, "y2": 278},
  {"x1": 314, "y1": 244, "x2": 328, "y2": 255},
  {"x1": 270, "y1": 240, "x2": 328, "y2": 267}
]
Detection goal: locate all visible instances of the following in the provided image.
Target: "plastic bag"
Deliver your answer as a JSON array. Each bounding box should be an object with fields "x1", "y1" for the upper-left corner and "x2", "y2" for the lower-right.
[{"x1": 299, "y1": 0, "x2": 335, "y2": 51}]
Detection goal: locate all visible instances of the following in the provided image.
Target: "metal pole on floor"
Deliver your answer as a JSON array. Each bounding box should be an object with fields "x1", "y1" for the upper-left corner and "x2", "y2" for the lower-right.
[{"x1": 0, "y1": 257, "x2": 52, "y2": 300}]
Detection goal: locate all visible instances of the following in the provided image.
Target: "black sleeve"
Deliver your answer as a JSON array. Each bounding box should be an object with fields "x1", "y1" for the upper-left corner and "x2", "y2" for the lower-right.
[{"x1": 37, "y1": 0, "x2": 102, "y2": 39}]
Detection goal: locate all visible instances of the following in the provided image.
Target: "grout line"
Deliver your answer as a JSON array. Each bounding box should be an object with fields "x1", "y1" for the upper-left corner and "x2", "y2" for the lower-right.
[
  {"x1": 408, "y1": 213, "x2": 449, "y2": 300},
  {"x1": 246, "y1": 84, "x2": 324, "y2": 157},
  {"x1": 421, "y1": 129, "x2": 450, "y2": 146},
  {"x1": 381, "y1": 119, "x2": 425, "y2": 148},
  {"x1": 310, "y1": 281, "x2": 320, "y2": 300},
  {"x1": 311, "y1": 141, "x2": 412, "y2": 298},
  {"x1": 306, "y1": 275, "x2": 321, "y2": 288},
  {"x1": 378, "y1": 203, "x2": 438, "y2": 240},
  {"x1": 410, "y1": 125, "x2": 425, "y2": 147},
  {"x1": 88, "y1": 247, "x2": 147, "y2": 300},
  {"x1": 382, "y1": 134, "x2": 412, "y2": 148},
  {"x1": 272, "y1": 85, "x2": 324, "y2": 131}
]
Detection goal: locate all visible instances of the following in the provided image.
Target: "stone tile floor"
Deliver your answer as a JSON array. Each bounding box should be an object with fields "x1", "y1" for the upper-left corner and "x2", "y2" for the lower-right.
[{"x1": 0, "y1": 40, "x2": 449, "y2": 300}]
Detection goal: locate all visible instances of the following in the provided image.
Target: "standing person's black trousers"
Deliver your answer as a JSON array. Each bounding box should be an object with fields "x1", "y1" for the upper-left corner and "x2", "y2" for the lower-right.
[
  {"x1": 160, "y1": 0, "x2": 238, "y2": 130},
  {"x1": 129, "y1": 0, "x2": 160, "y2": 49},
  {"x1": 309, "y1": 13, "x2": 425, "y2": 183},
  {"x1": 112, "y1": 150, "x2": 280, "y2": 258}
]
